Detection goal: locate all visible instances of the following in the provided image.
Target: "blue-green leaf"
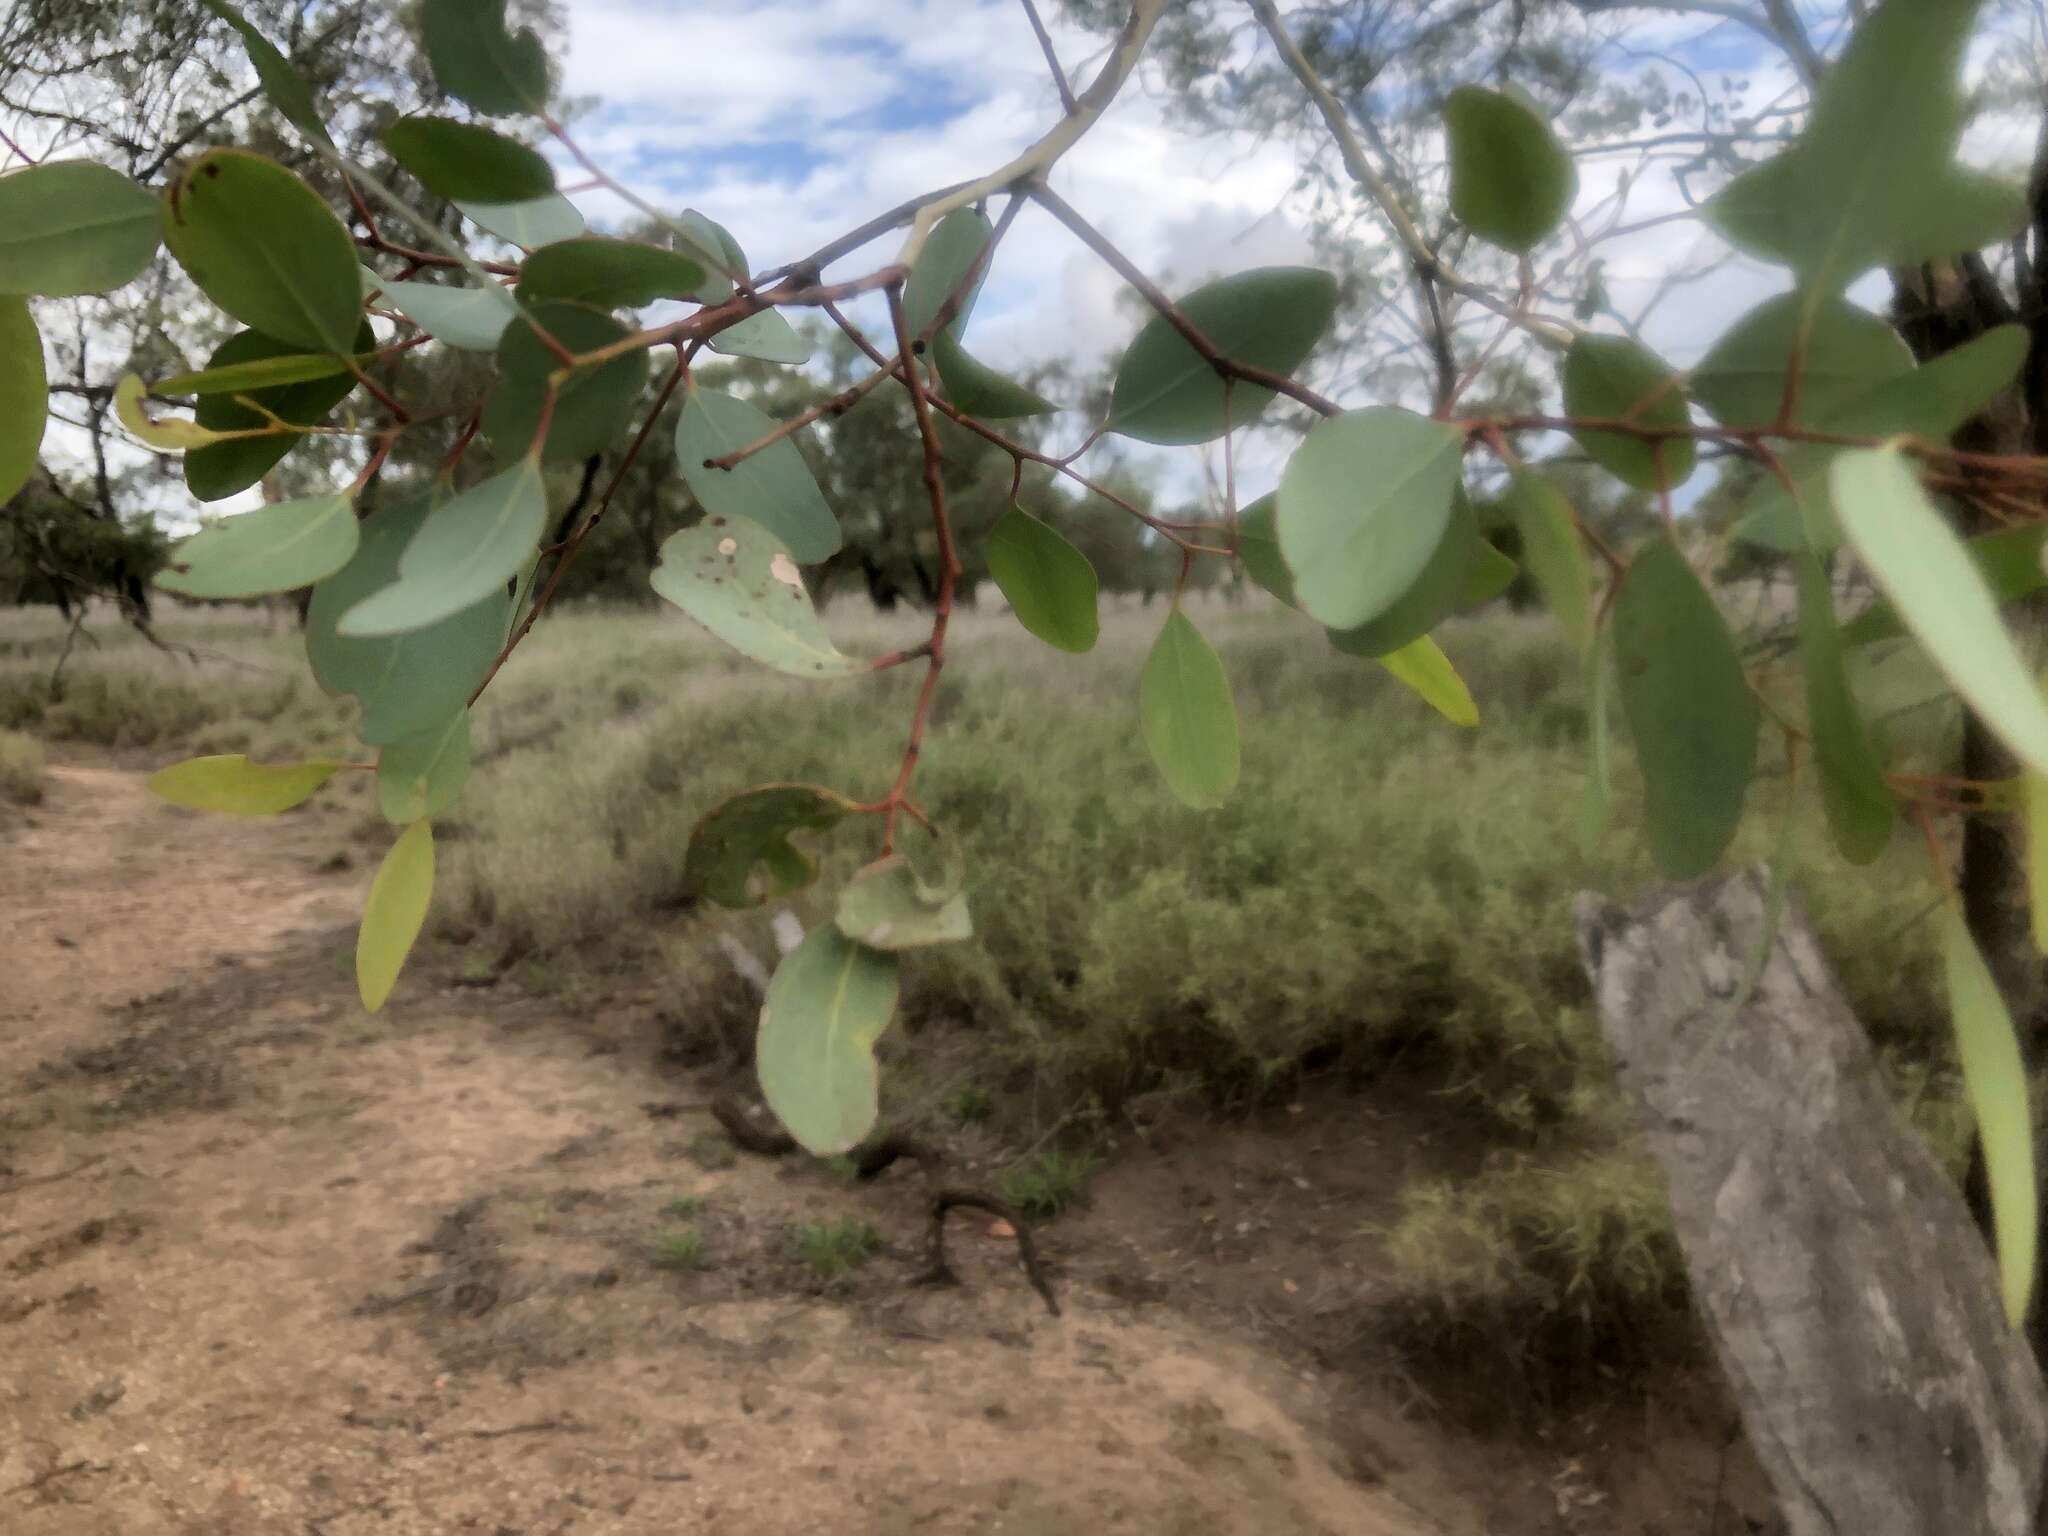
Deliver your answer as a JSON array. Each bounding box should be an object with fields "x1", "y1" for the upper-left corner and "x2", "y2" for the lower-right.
[
  {"x1": 1140, "y1": 609, "x2": 1239, "y2": 809},
  {"x1": 673, "y1": 383, "x2": 840, "y2": 563},
  {"x1": 650, "y1": 517, "x2": 861, "y2": 678},
  {"x1": 338, "y1": 461, "x2": 547, "y2": 638},
  {"x1": 156, "y1": 493, "x2": 358, "y2": 600},
  {"x1": 757, "y1": 925, "x2": 901, "y2": 1155}
]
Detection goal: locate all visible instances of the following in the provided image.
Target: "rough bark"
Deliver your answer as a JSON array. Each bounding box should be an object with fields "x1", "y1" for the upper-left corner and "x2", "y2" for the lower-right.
[{"x1": 1574, "y1": 868, "x2": 2048, "y2": 1536}]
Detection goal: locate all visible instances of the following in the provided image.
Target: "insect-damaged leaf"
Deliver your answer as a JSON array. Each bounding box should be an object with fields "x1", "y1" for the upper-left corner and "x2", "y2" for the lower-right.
[
  {"x1": 358, "y1": 819, "x2": 434, "y2": 1013},
  {"x1": 1140, "y1": 610, "x2": 1239, "y2": 810},
  {"x1": 673, "y1": 384, "x2": 840, "y2": 563},
  {"x1": 985, "y1": 508, "x2": 1098, "y2": 653},
  {"x1": 758, "y1": 925, "x2": 901, "y2": 1156},
  {"x1": 835, "y1": 855, "x2": 973, "y2": 951},
  {"x1": 148, "y1": 754, "x2": 341, "y2": 815},
  {"x1": 685, "y1": 783, "x2": 854, "y2": 908},
  {"x1": 1612, "y1": 537, "x2": 1757, "y2": 878},
  {"x1": 650, "y1": 517, "x2": 862, "y2": 678}
]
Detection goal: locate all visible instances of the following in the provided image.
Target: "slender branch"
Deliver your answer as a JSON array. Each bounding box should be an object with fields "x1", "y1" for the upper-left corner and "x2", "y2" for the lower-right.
[{"x1": 1019, "y1": 0, "x2": 1079, "y2": 115}]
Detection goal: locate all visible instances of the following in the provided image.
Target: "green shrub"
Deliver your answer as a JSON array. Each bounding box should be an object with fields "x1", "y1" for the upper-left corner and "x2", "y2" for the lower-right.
[
  {"x1": 789, "y1": 1217, "x2": 880, "y2": 1280},
  {"x1": 650, "y1": 1224, "x2": 708, "y2": 1270},
  {"x1": 0, "y1": 728, "x2": 44, "y2": 804},
  {"x1": 999, "y1": 1148, "x2": 1095, "y2": 1218}
]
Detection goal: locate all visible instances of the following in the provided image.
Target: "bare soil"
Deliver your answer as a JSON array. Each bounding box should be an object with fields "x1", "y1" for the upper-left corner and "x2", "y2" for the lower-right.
[{"x1": 0, "y1": 761, "x2": 1780, "y2": 1534}]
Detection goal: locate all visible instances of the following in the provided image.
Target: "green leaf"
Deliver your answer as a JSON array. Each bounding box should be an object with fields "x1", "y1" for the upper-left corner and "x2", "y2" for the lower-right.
[
  {"x1": 185, "y1": 323, "x2": 369, "y2": 502},
  {"x1": 1704, "y1": 0, "x2": 2024, "y2": 304},
  {"x1": 376, "y1": 712, "x2": 471, "y2": 824},
  {"x1": 931, "y1": 328, "x2": 1056, "y2": 419},
  {"x1": 1692, "y1": 294, "x2": 1913, "y2": 430},
  {"x1": 516, "y1": 236, "x2": 706, "y2": 308},
  {"x1": 198, "y1": 0, "x2": 332, "y2": 146},
  {"x1": 338, "y1": 461, "x2": 547, "y2": 638},
  {"x1": 903, "y1": 208, "x2": 993, "y2": 342},
  {"x1": 835, "y1": 855, "x2": 973, "y2": 951},
  {"x1": 375, "y1": 279, "x2": 518, "y2": 352},
  {"x1": 1107, "y1": 267, "x2": 1338, "y2": 445},
  {"x1": 1939, "y1": 901, "x2": 2038, "y2": 1331},
  {"x1": 672, "y1": 383, "x2": 841, "y2": 563},
  {"x1": 1579, "y1": 638, "x2": 1613, "y2": 850},
  {"x1": 115, "y1": 374, "x2": 237, "y2": 449},
  {"x1": 1505, "y1": 469, "x2": 1592, "y2": 654},
  {"x1": 157, "y1": 351, "x2": 357, "y2": 394},
  {"x1": 1612, "y1": 537, "x2": 1758, "y2": 879},
  {"x1": 483, "y1": 300, "x2": 649, "y2": 463},
  {"x1": 1377, "y1": 635, "x2": 1479, "y2": 728},
  {"x1": 149, "y1": 754, "x2": 341, "y2": 815},
  {"x1": 420, "y1": 0, "x2": 548, "y2": 116},
  {"x1": 0, "y1": 160, "x2": 160, "y2": 298},
  {"x1": 674, "y1": 208, "x2": 747, "y2": 300},
  {"x1": 0, "y1": 297, "x2": 46, "y2": 504},
  {"x1": 2027, "y1": 772, "x2": 2048, "y2": 954},
  {"x1": 162, "y1": 149, "x2": 362, "y2": 355},
  {"x1": 384, "y1": 116, "x2": 554, "y2": 203},
  {"x1": 156, "y1": 492, "x2": 358, "y2": 600},
  {"x1": 1328, "y1": 489, "x2": 1483, "y2": 658},
  {"x1": 1444, "y1": 84, "x2": 1576, "y2": 253},
  {"x1": 358, "y1": 819, "x2": 434, "y2": 1014},
  {"x1": 1459, "y1": 538, "x2": 1519, "y2": 610},
  {"x1": 985, "y1": 508, "x2": 1098, "y2": 653},
  {"x1": 456, "y1": 194, "x2": 583, "y2": 248},
  {"x1": 306, "y1": 491, "x2": 511, "y2": 744},
  {"x1": 1140, "y1": 609, "x2": 1239, "y2": 810},
  {"x1": 650, "y1": 516, "x2": 862, "y2": 678},
  {"x1": 1794, "y1": 553, "x2": 1893, "y2": 864},
  {"x1": 1236, "y1": 494, "x2": 1295, "y2": 607},
  {"x1": 1834, "y1": 445, "x2": 2048, "y2": 777},
  {"x1": 757, "y1": 925, "x2": 901, "y2": 1156},
  {"x1": 1842, "y1": 522, "x2": 2048, "y2": 646},
  {"x1": 686, "y1": 783, "x2": 853, "y2": 908},
  {"x1": 1561, "y1": 334, "x2": 1694, "y2": 491},
  {"x1": 708, "y1": 308, "x2": 813, "y2": 365},
  {"x1": 1277, "y1": 406, "x2": 1465, "y2": 630}
]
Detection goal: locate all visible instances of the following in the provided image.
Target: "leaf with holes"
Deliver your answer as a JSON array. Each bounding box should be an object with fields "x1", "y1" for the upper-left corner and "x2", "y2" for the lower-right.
[
  {"x1": 1613, "y1": 537, "x2": 1757, "y2": 878},
  {"x1": 1107, "y1": 267, "x2": 1338, "y2": 445},
  {"x1": 1444, "y1": 85, "x2": 1575, "y2": 252},
  {"x1": 1140, "y1": 610, "x2": 1239, "y2": 810},
  {"x1": 1834, "y1": 445, "x2": 2048, "y2": 776},
  {"x1": 986, "y1": 508, "x2": 1098, "y2": 653},
  {"x1": 338, "y1": 460, "x2": 547, "y2": 637},
  {"x1": 1941, "y1": 902, "x2": 2039, "y2": 1329},
  {"x1": 1561, "y1": 334, "x2": 1694, "y2": 492},
  {"x1": 162, "y1": 149, "x2": 362, "y2": 355},
  {"x1": 1277, "y1": 407, "x2": 1465, "y2": 631},
  {"x1": 306, "y1": 491, "x2": 511, "y2": 744},
  {"x1": 931, "y1": 328, "x2": 1056, "y2": 419},
  {"x1": 516, "y1": 236, "x2": 706, "y2": 308},
  {"x1": 836, "y1": 856, "x2": 973, "y2": 951},
  {"x1": 758, "y1": 925, "x2": 901, "y2": 1156},
  {"x1": 483, "y1": 300, "x2": 649, "y2": 462},
  {"x1": 0, "y1": 298, "x2": 45, "y2": 504},
  {"x1": 421, "y1": 0, "x2": 547, "y2": 115},
  {"x1": 358, "y1": 819, "x2": 434, "y2": 1013},
  {"x1": 385, "y1": 117, "x2": 554, "y2": 203},
  {"x1": 673, "y1": 384, "x2": 840, "y2": 563},
  {"x1": 0, "y1": 161, "x2": 160, "y2": 297},
  {"x1": 1795, "y1": 553, "x2": 1893, "y2": 864},
  {"x1": 149, "y1": 754, "x2": 342, "y2": 815},
  {"x1": 376, "y1": 712, "x2": 471, "y2": 824},
  {"x1": 650, "y1": 517, "x2": 861, "y2": 678},
  {"x1": 156, "y1": 492, "x2": 358, "y2": 600},
  {"x1": 686, "y1": 783, "x2": 855, "y2": 908}
]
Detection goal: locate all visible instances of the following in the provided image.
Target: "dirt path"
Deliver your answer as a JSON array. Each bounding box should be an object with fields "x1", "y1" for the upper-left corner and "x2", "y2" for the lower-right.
[{"x1": 1, "y1": 765, "x2": 1480, "y2": 1535}]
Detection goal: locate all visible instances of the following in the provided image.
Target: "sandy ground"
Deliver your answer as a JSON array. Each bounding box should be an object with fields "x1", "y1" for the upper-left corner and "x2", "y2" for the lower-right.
[{"x1": 0, "y1": 762, "x2": 1779, "y2": 1535}]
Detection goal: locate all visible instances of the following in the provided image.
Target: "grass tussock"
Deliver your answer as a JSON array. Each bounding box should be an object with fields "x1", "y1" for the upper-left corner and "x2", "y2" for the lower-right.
[{"x1": 0, "y1": 728, "x2": 44, "y2": 805}]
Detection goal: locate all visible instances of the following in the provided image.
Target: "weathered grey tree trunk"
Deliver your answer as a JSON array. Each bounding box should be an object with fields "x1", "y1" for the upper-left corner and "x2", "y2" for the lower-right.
[{"x1": 1574, "y1": 868, "x2": 2048, "y2": 1535}]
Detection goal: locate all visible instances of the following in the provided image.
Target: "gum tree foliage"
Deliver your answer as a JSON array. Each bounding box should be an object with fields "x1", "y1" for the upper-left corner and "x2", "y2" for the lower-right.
[{"x1": 5, "y1": 0, "x2": 2048, "y2": 1337}]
